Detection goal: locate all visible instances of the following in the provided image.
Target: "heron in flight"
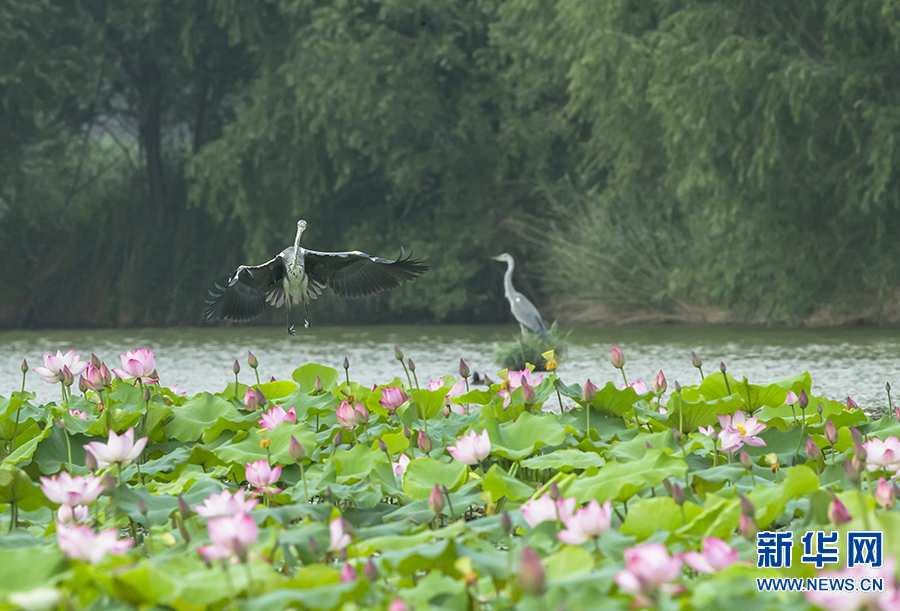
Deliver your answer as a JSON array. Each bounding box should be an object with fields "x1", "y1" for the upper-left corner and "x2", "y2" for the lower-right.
[
  {"x1": 491, "y1": 253, "x2": 547, "y2": 340},
  {"x1": 204, "y1": 220, "x2": 429, "y2": 334}
]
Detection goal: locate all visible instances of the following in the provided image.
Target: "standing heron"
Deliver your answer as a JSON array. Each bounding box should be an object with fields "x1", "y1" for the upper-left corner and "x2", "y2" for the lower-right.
[
  {"x1": 204, "y1": 220, "x2": 429, "y2": 334},
  {"x1": 491, "y1": 253, "x2": 548, "y2": 340}
]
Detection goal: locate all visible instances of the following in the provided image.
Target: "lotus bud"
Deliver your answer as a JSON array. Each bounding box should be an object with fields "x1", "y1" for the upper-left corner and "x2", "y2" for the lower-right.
[
  {"x1": 817, "y1": 403, "x2": 823, "y2": 416},
  {"x1": 20, "y1": 358, "x2": 28, "y2": 373},
  {"x1": 394, "y1": 345, "x2": 404, "y2": 361},
  {"x1": 378, "y1": 438, "x2": 388, "y2": 453},
  {"x1": 314, "y1": 376, "x2": 323, "y2": 394},
  {"x1": 78, "y1": 376, "x2": 89, "y2": 394},
  {"x1": 483, "y1": 375, "x2": 493, "y2": 386},
  {"x1": 417, "y1": 431, "x2": 432, "y2": 454},
  {"x1": 339, "y1": 563, "x2": 358, "y2": 583},
  {"x1": 691, "y1": 351, "x2": 702, "y2": 369},
  {"x1": 610, "y1": 344, "x2": 625, "y2": 369},
  {"x1": 847, "y1": 396, "x2": 858, "y2": 411},
  {"x1": 407, "y1": 357, "x2": 415, "y2": 373},
  {"x1": 849, "y1": 427, "x2": 862, "y2": 446},
  {"x1": 739, "y1": 450, "x2": 753, "y2": 471},
  {"x1": 143, "y1": 387, "x2": 151, "y2": 402},
  {"x1": 88, "y1": 353, "x2": 100, "y2": 368},
  {"x1": 333, "y1": 431, "x2": 342, "y2": 446},
  {"x1": 521, "y1": 379, "x2": 535, "y2": 404},
  {"x1": 672, "y1": 427, "x2": 682, "y2": 443},
  {"x1": 343, "y1": 357, "x2": 350, "y2": 372},
  {"x1": 441, "y1": 406, "x2": 450, "y2": 417},
  {"x1": 178, "y1": 496, "x2": 191, "y2": 518},
  {"x1": 674, "y1": 380, "x2": 682, "y2": 394},
  {"x1": 844, "y1": 460, "x2": 860, "y2": 486},
  {"x1": 653, "y1": 370, "x2": 667, "y2": 393},
  {"x1": 854, "y1": 442, "x2": 867, "y2": 463},
  {"x1": 806, "y1": 438, "x2": 821, "y2": 461},
  {"x1": 100, "y1": 363, "x2": 112, "y2": 387},
  {"x1": 888, "y1": 382, "x2": 893, "y2": 393},
  {"x1": 428, "y1": 485, "x2": 445, "y2": 514},
  {"x1": 893, "y1": 482, "x2": 900, "y2": 500},
  {"x1": 784, "y1": 391, "x2": 798, "y2": 406},
  {"x1": 85, "y1": 451, "x2": 98, "y2": 471},
  {"x1": 459, "y1": 359, "x2": 470, "y2": 379},
  {"x1": 244, "y1": 388, "x2": 260, "y2": 410},
  {"x1": 363, "y1": 557, "x2": 379, "y2": 581},
  {"x1": 308, "y1": 535, "x2": 321, "y2": 556},
  {"x1": 518, "y1": 546, "x2": 546, "y2": 596},
  {"x1": 138, "y1": 499, "x2": 148, "y2": 517},
  {"x1": 354, "y1": 401, "x2": 370, "y2": 425},
  {"x1": 233, "y1": 360, "x2": 240, "y2": 375},
  {"x1": 55, "y1": 419, "x2": 64, "y2": 429},
  {"x1": 645, "y1": 441, "x2": 652, "y2": 449},
  {"x1": 247, "y1": 351, "x2": 258, "y2": 369},
  {"x1": 102, "y1": 471, "x2": 117, "y2": 492},
  {"x1": 740, "y1": 513, "x2": 757, "y2": 540},
  {"x1": 671, "y1": 483, "x2": 686, "y2": 505},
  {"x1": 798, "y1": 389, "x2": 809, "y2": 409},
  {"x1": 876, "y1": 477, "x2": 895, "y2": 509},
  {"x1": 581, "y1": 379, "x2": 598, "y2": 404},
  {"x1": 290, "y1": 436, "x2": 305, "y2": 462},
  {"x1": 389, "y1": 598, "x2": 409, "y2": 611},
  {"x1": 739, "y1": 494, "x2": 755, "y2": 517},
  {"x1": 825, "y1": 420, "x2": 838, "y2": 445},
  {"x1": 61, "y1": 365, "x2": 74, "y2": 387},
  {"x1": 403, "y1": 426, "x2": 412, "y2": 440},
  {"x1": 720, "y1": 361, "x2": 727, "y2": 373},
  {"x1": 662, "y1": 478, "x2": 674, "y2": 496},
  {"x1": 549, "y1": 482, "x2": 560, "y2": 501},
  {"x1": 501, "y1": 511, "x2": 513, "y2": 536},
  {"x1": 829, "y1": 495, "x2": 852, "y2": 525}
]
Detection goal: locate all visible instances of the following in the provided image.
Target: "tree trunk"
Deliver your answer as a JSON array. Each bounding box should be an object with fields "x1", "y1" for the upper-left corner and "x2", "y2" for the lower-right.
[{"x1": 138, "y1": 58, "x2": 166, "y2": 226}]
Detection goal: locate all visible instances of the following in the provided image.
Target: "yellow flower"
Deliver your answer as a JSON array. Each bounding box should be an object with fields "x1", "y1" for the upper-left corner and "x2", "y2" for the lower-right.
[
  {"x1": 260, "y1": 438, "x2": 272, "y2": 449},
  {"x1": 542, "y1": 350, "x2": 558, "y2": 371}
]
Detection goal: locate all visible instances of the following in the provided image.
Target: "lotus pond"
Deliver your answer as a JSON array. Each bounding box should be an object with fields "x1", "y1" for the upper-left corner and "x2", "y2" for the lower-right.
[{"x1": 0, "y1": 345, "x2": 899, "y2": 610}]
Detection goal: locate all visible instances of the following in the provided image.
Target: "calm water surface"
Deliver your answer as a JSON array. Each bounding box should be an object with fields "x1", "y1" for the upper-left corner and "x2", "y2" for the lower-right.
[{"x1": 1, "y1": 324, "x2": 898, "y2": 415}]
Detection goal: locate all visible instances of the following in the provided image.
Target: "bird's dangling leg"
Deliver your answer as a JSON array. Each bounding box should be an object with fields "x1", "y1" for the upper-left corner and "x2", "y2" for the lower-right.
[
  {"x1": 303, "y1": 302, "x2": 311, "y2": 329},
  {"x1": 286, "y1": 304, "x2": 296, "y2": 336}
]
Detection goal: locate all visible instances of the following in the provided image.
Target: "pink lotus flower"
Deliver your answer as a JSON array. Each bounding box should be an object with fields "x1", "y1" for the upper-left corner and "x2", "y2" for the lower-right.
[
  {"x1": 57, "y1": 505, "x2": 90, "y2": 525},
  {"x1": 698, "y1": 425, "x2": 716, "y2": 438},
  {"x1": 336, "y1": 400, "x2": 359, "y2": 429},
  {"x1": 784, "y1": 391, "x2": 798, "y2": 405},
  {"x1": 194, "y1": 488, "x2": 259, "y2": 517},
  {"x1": 829, "y1": 495, "x2": 852, "y2": 525},
  {"x1": 200, "y1": 513, "x2": 258, "y2": 562},
  {"x1": 244, "y1": 387, "x2": 265, "y2": 410},
  {"x1": 717, "y1": 411, "x2": 766, "y2": 453},
  {"x1": 245, "y1": 460, "x2": 282, "y2": 498},
  {"x1": 615, "y1": 543, "x2": 682, "y2": 597},
  {"x1": 34, "y1": 350, "x2": 89, "y2": 384},
  {"x1": 379, "y1": 386, "x2": 410, "y2": 414},
  {"x1": 340, "y1": 563, "x2": 358, "y2": 583},
  {"x1": 111, "y1": 348, "x2": 158, "y2": 384},
  {"x1": 520, "y1": 494, "x2": 577, "y2": 527},
  {"x1": 40, "y1": 472, "x2": 105, "y2": 507},
  {"x1": 557, "y1": 500, "x2": 613, "y2": 545},
  {"x1": 582, "y1": 379, "x2": 598, "y2": 404},
  {"x1": 876, "y1": 477, "x2": 895, "y2": 509},
  {"x1": 447, "y1": 429, "x2": 491, "y2": 465},
  {"x1": 806, "y1": 556, "x2": 899, "y2": 611},
  {"x1": 620, "y1": 380, "x2": 648, "y2": 394},
  {"x1": 69, "y1": 410, "x2": 86, "y2": 419},
  {"x1": 257, "y1": 405, "x2": 296, "y2": 430},
  {"x1": 862, "y1": 436, "x2": 900, "y2": 472},
  {"x1": 328, "y1": 517, "x2": 351, "y2": 552},
  {"x1": 507, "y1": 368, "x2": 544, "y2": 391},
  {"x1": 56, "y1": 523, "x2": 132, "y2": 563},
  {"x1": 681, "y1": 537, "x2": 738, "y2": 573},
  {"x1": 392, "y1": 454, "x2": 411, "y2": 476},
  {"x1": 653, "y1": 371, "x2": 667, "y2": 393},
  {"x1": 426, "y1": 377, "x2": 468, "y2": 414},
  {"x1": 610, "y1": 344, "x2": 626, "y2": 369},
  {"x1": 83, "y1": 428, "x2": 147, "y2": 470}
]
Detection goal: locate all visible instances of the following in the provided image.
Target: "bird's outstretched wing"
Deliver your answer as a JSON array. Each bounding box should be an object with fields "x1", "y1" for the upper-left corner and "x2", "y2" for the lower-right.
[
  {"x1": 302, "y1": 247, "x2": 429, "y2": 298},
  {"x1": 203, "y1": 256, "x2": 285, "y2": 323}
]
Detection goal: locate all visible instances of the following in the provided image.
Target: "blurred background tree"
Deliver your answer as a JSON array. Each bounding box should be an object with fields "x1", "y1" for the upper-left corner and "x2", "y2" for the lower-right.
[{"x1": 3, "y1": 0, "x2": 900, "y2": 328}]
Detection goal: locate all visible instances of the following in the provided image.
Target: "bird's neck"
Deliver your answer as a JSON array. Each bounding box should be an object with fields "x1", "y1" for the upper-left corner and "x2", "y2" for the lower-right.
[
  {"x1": 292, "y1": 229, "x2": 304, "y2": 268},
  {"x1": 503, "y1": 263, "x2": 514, "y2": 298}
]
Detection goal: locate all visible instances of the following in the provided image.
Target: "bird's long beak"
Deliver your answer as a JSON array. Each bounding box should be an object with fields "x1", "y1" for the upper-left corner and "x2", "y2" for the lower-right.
[{"x1": 490, "y1": 255, "x2": 503, "y2": 262}]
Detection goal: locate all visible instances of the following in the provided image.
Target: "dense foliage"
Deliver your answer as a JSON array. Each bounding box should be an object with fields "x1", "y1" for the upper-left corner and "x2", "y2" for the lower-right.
[
  {"x1": 5, "y1": 0, "x2": 900, "y2": 326},
  {"x1": 1, "y1": 345, "x2": 899, "y2": 610}
]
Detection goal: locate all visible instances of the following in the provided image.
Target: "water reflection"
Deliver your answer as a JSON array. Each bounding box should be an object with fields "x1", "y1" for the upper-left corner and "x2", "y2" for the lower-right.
[{"x1": 2, "y1": 325, "x2": 898, "y2": 415}]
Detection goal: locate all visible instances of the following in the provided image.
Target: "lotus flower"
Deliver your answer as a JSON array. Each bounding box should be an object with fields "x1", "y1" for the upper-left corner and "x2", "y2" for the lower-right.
[
  {"x1": 194, "y1": 488, "x2": 258, "y2": 517},
  {"x1": 82, "y1": 363, "x2": 110, "y2": 391},
  {"x1": 56, "y1": 523, "x2": 132, "y2": 563},
  {"x1": 806, "y1": 556, "x2": 899, "y2": 611},
  {"x1": 40, "y1": 472, "x2": 105, "y2": 507},
  {"x1": 610, "y1": 344, "x2": 626, "y2": 369},
  {"x1": 829, "y1": 495, "x2": 852, "y2": 525},
  {"x1": 336, "y1": 400, "x2": 359, "y2": 429},
  {"x1": 245, "y1": 460, "x2": 282, "y2": 498},
  {"x1": 557, "y1": 500, "x2": 612, "y2": 545},
  {"x1": 862, "y1": 436, "x2": 900, "y2": 472},
  {"x1": 200, "y1": 513, "x2": 258, "y2": 562},
  {"x1": 681, "y1": 537, "x2": 738, "y2": 573},
  {"x1": 328, "y1": 517, "x2": 351, "y2": 552},
  {"x1": 69, "y1": 410, "x2": 86, "y2": 419},
  {"x1": 33, "y1": 350, "x2": 89, "y2": 384},
  {"x1": 57, "y1": 505, "x2": 90, "y2": 525},
  {"x1": 257, "y1": 405, "x2": 296, "y2": 430},
  {"x1": 340, "y1": 563, "x2": 358, "y2": 583},
  {"x1": 653, "y1": 371, "x2": 667, "y2": 393},
  {"x1": 111, "y1": 348, "x2": 158, "y2": 384},
  {"x1": 582, "y1": 379, "x2": 598, "y2": 404},
  {"x1": 244, "y1": 387, "x2": 265, "y2": 410},
  {"x1": 426, "y1": 377, "x2": 468, "y2": 414},
  {"x1": 392, "y1": 454, "x2": 411, "y2": 476},
  {"x1": 615, "y1": 543, "x2": 682, "y2": 597},
  {"x1": 447, "y1": 429, "x2": 491, "y2": 465},
  {"x1": 520, "y1": 494, "x2": 577, "y2": 527},
  {"x1": 620, "y1": 380, "x2": 648, "y2": 394},
  {"x1": 379, "y1": 386, "x2": 410, "y2": 414},
  {"x1": 507, "y1": 368, "x2": 544, "y2": 392},
  {"x1": 717, "y1": 411, "x2": 766, "y2": 453},
  {"x1": 83, "y1": 428, "x2": 147, "y2": 470},
  {"x1": 518, "y1": 546, "x2": 546, "y2": 596},
  {"x1": 876, "y1": 477, "x2": 895, "y2": 509}
]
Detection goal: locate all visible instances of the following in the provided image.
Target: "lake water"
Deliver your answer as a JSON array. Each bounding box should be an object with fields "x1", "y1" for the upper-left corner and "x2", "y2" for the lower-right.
[{"x1": 1, "y1": 324, "x2": 898, "y2": 415}]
